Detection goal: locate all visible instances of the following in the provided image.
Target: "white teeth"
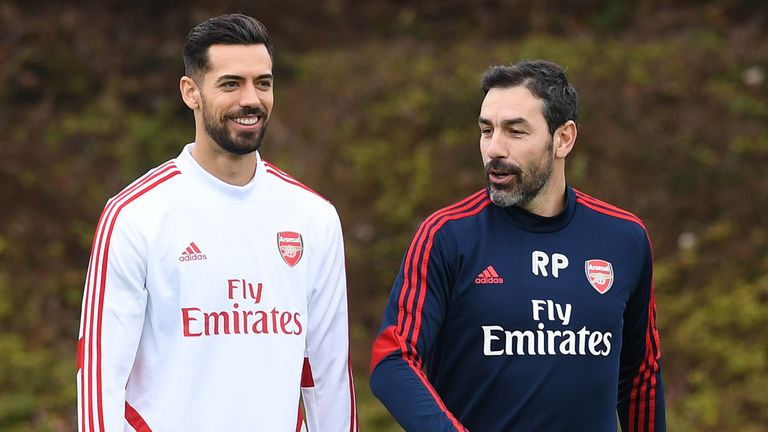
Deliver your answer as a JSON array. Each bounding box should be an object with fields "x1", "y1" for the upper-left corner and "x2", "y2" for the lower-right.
[{"x1": 233, "y1": 117, "x2": 258, "y2": 125}]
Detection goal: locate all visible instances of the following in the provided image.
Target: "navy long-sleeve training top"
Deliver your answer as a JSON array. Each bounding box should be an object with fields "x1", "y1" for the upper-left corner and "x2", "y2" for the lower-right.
[{"x1": 370, "y1": 186, "x2": 665, "y2": 432}]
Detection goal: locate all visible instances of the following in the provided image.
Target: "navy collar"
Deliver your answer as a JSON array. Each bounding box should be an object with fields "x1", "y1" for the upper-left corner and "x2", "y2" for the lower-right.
[{"x1": 494, "y1": 186, "x2": 577, "y2": 233}]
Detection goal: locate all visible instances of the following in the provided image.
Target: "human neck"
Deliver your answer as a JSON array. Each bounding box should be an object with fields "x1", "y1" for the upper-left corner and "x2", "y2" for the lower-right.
[
  {"x1": 520, "y1": 175, "x2": 567, "y2": 217},
  {"x1": 190, "y1": 138, "x2": 258, "y2": 186}
]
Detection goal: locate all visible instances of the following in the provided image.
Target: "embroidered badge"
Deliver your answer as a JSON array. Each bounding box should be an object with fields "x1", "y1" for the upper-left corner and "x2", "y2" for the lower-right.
[
  {"x1": 585, "y1": 259, "x2": 614, "y2": 294},
  {"x1": 277, "y1": 231, "x2": 303, "y2": 267}
]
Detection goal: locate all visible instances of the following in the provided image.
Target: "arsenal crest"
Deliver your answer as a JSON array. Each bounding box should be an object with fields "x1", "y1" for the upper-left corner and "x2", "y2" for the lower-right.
[
  {"x1": 584, "y1": 259, "x2": 614, "y2": 294},
  {"x1": 277, "y1": 231, "x2": 304, "y2": 267}
]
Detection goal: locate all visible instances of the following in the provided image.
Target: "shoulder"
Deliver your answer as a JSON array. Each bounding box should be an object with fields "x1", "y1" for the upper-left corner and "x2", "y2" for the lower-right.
[
  {"x1": 105, "y1": 159, "x2": 182, "y2": 214},
  {"x1": 572, "y1": 188, "x2": 650, "y2": 243},
  {"x1": 93, "y1": 159, "x2": 182, "y2": 244},
  {"x1": 261, "y1": 160, "x2": 338, "y2": 217},
  {"x1": 417, "y1": 189, "x2": 492, "y2": 235}
]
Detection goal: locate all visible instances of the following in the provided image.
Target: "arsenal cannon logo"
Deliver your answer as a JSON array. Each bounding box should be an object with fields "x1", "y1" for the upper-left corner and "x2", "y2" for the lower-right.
[
  {"x1": 584, "y1": 259, "x2": 614, "y2": 294},
  {"x1": 277, "y1": 231, "x2": 304, "y2": 267}
]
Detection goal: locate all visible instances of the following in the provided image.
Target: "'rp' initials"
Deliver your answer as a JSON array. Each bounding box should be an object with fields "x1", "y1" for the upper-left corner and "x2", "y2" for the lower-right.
[{"x1": 531, "y1": 251, "x2": 569, "y2": 278}]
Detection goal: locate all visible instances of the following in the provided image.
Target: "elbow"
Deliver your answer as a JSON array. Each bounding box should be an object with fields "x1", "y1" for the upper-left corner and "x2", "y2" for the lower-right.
[
  {"x1": 369, "y1": 325, "x2": 403, "y2": 400},
  {"x1": 369, "y1": 362, "x2": 385, "y2": 399}
]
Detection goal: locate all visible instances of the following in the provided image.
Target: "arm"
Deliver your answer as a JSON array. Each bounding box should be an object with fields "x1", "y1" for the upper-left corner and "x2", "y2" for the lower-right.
[
  {"x1": 77, "y1": 201, "x2": 147, "y2": 432},
  {"x1": 301, "y1": 211, "x2": 359, "y2": 431},
  {"x1": 617, "y1": 232, "x2": 666, "y2": 431},
  {"x1": 370, "y1": 222, "x2": 467, "y2": 432}
]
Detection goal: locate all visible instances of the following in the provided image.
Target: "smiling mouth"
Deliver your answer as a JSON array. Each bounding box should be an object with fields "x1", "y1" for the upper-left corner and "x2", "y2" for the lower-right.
[
  {"x1": 232, "y1": 116, "x2": 259, "y2": 125},
  {"x1": 228, "y1": 114, "x2": 265, "y2": 129}
]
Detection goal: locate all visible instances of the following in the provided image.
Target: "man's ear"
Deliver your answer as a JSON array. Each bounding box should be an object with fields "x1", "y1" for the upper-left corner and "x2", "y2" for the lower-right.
[
  {"x1": 180, "y1": 76, "x2": 200, "y2": 110},
  {"x1": 554, "y1": 120, "x2": 577, "y2": 159}
]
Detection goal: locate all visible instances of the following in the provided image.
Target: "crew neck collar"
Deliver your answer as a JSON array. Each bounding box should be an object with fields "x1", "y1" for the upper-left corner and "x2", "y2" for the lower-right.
[
  {"x1": 176, "y1": 143, "x2": 263, "y2": 200},
  {"x1": 496, "y1": 186, "x2": 577, "y2": 233}
]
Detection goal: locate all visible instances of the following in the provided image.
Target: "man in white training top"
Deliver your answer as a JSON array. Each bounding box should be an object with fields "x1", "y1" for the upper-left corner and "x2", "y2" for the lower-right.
[{"x1": 76, "y1": 13, "x2": 359, "y2": 432}]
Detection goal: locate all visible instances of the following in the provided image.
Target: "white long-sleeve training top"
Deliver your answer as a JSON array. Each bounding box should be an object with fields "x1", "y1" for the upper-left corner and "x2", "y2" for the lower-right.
[{"x1": 77, "y1": 144, "x2": 358, "y2": 432}]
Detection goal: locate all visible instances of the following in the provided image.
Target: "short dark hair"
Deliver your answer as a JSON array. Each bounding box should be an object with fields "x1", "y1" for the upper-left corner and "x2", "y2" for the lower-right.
[
  {"x1": 183, "y1": 14, "x2": 273, "y2": 80},
  {"x1": 481, "y1": 60, "x2": 578, "y2": 135}
]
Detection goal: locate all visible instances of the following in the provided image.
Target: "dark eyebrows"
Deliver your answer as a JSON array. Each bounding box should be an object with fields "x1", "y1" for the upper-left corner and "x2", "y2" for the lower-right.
[
  {"x1": 214, "y1": 74, "x2": 242, "y2": 84},
  {"x1": 477, "y1": 116, "x2": 532, "y2": 129},
  {"x1": 214, "y1": 73, "x2": 274, "y2": 84}
]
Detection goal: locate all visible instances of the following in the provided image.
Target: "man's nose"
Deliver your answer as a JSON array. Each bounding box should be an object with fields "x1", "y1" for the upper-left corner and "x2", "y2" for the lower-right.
[
  {"x1": 239, "y1": 83, "x2": 262, "y2": 108},
  {"x1": 485, "y1": 131, "x2": 507, "y2": 159}
]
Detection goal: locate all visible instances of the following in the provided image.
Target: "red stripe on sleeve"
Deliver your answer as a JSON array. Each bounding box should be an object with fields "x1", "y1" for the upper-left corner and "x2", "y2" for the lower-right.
[
  {"x1": 393, "y1": 189, "x2": 490, "y2": 431},
  {"x1": 80, "y1": 163, "x2": 179, "y2": 432},
  {"x1": 397, "y1": 190, "x2": 487, "y2": 342},
  {"x1": 577, "y1": 190, "x2": 661, "y2": 431},
  {"x1": 574, "y1": 189, "x2": 641, "y2": 222},
  {"x1": 83, "y1": 193, "x2": 113, "y2": 432},
  {"x1": 94, "y1": 171, "x2": 180, "y2": 431},
  {"x1": 398, "y1": 192, "x2": 486, "y2": 363},
  {"x1": 576, "y1": 198, "x2": 645, "y2": 229},
  {"x1": 348, "y1": 351, "x2": 359, "y2": 432},
  {"x1": 647, "y1": 290, "x2": 660, "y2": 430},
  {"x1": 125, "y1": 402, "x2": 153, "y2": 432},
  {"x1": 411, "y1": 198, "x2": 491, "y2": 348},
  {"x1": 264, "y1": 162, "x2": 329, "y2": 202},
  {"x1": 77, "y1": 337, "x2": 84, "y2": 371},
  {"x1": 635, "y1": 290, "x2": 661, "y2": 432},
  {"x1": 633, "y1": 253, "x2": 660, "y2": 431}
]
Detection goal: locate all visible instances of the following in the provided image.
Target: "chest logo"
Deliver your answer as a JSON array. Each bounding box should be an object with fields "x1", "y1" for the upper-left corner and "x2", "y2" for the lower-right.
[
  {"x1": 179, "y1": 241, "x2": 207, "y2": 262},
  {"x1": 277, "y1": 231, "x2": 304, "y2": 267},
  {"x1": 585, "y1": 259, "x2": 614, "y2": 294},
  {"x1": 475, "y1": 265, "x2": 504, "y2": 284}
]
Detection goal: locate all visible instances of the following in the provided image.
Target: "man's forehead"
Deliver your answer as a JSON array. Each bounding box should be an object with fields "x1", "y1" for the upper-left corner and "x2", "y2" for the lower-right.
[
  {"x1": 206, "y1": 44, "x2": 272, "y2": 74},
  {"x1": 480, "y1": 86, "x2": 544, "y2": 120}
]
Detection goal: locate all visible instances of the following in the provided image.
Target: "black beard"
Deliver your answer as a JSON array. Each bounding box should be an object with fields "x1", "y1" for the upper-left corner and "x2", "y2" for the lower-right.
[
  {"x1": 202, "y1": 102, "x2": 267, "y2": 155},
  {"x1": 485, "y1": 140, "x2": 553, "y2": 208},
  {"x1": 206, "y1": 121, "x2": 267, "y2": 156}
]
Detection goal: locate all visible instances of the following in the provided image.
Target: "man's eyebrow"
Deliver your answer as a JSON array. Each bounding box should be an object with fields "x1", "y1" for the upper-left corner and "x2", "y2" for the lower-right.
[
  {"x1": 500, "y1": 117, "x2": 531, "y2": 128},
  {"x1": 214, "y1": 73, "x2": 273, "y2": 83},
  {"x1": 215, "y1": 74, "x2": 243, "y2": 83},
  {"x1": 478, "y1": 117, "x2": 531, "y2": 128}
]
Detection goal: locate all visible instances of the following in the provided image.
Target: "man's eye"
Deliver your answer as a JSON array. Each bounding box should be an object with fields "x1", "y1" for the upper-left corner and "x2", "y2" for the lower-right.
[
  {"x1": 258, "y1": 80, "x2": 273, "y2": 89},
  {"x1": 222, "y1": 82, "x2": 238, "y2": 88}
]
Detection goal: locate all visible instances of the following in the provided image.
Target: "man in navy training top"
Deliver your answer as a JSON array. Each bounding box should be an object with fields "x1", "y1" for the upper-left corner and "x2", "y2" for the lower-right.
[{"x1": 369, "y1": 60, "x2": 665, "y2": 431}]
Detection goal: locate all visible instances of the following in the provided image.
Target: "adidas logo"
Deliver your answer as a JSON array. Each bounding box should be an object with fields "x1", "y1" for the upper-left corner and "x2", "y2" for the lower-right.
[
  {"x1": 475, "y1": 265, "x2": 504, "y2": 284},
  {"x1": 179, "y1": 242, "x2": 207, "y2": 262}
]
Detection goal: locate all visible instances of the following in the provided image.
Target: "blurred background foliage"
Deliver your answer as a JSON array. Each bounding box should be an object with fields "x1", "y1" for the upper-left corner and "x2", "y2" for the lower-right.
[{"x1": 1, "y1": 0, "x2": 767, "y2": 431}]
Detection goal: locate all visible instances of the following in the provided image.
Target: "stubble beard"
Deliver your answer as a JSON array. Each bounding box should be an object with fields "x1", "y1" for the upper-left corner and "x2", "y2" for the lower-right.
[
  {"x1": 201, "y1": 99, "x2": 267, "y2": 156},
  {"x1": 486, "y1": 139, "x2": 554, "y2": 208}
]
